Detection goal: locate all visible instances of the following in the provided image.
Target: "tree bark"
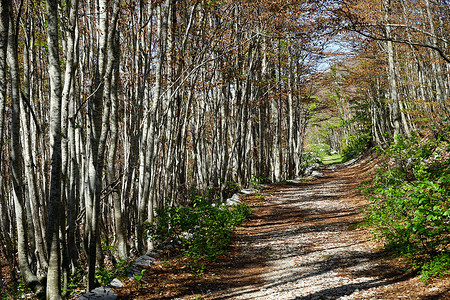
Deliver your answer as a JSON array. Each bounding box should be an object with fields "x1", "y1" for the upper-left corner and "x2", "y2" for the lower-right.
[
  {"x1": 7, "y1": 7, "x2": 43, "y2": 294},
  {"x1": 46, "y1": 0, "x2": 64, "y2": 297},
  {"x1": 383, "y1": 0, "x2": 401, "y2": 145}
]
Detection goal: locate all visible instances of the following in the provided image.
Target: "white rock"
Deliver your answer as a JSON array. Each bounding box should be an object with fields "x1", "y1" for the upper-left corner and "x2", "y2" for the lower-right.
[
  {"x1": 241, "y1": 188, "x2": 257, "y2": 195},
  {"x1": 344, "y1": 158, "x2": 357, "y2": 166},
  {"x1": 134, "y1": 255, "x2": 155, "y2": 266},
  {"x1": 181, "y1": 231, "x2": 193, "y2": 240},
  {"x1": 78, "y1": 287, "x2": 117, "y2": 300},
  {"x1": 287, "y1": 179, "x2": 301, "y2": 184},
  {"x1": 304, "y1": 163, "x2": 320, "y2": 176},
  {"x1": 108, "y1": 278, "x2": 124, "y2": 289},
  {"x1": 226, "y1": 193, "x2": 241, "y2": 206},
  {"x1": 310, "y1": 171, "x2": 323, "y2": 178}
]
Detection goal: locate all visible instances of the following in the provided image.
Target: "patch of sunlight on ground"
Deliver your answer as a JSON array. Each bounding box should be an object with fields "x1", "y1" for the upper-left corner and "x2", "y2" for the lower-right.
[{"x1": 322, "y1": 154, "x2": 344, "y2": 165}]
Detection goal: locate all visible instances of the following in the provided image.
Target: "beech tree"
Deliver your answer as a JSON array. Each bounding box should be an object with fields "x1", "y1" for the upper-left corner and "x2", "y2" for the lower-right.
[
  {"x1": 46, "y1": 0, "x2": 64, "y2": 296},
  {"x1": 0, "y1": 0, "x2": 338, "y2": 297},
  {"x1": 331, "y1": 0, "x2": 449, "y2": 150}
]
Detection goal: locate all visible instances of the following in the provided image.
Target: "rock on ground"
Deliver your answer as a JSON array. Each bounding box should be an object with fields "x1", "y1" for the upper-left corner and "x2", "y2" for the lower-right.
[{"x1": 77, "y1": 251, "x2": 160, "y2": 300}]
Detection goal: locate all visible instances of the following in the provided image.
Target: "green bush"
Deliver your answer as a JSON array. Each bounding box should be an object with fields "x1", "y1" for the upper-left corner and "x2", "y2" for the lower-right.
[
  {"x1": 341, "y1": 133, "x2": 371, "y2": 161},
  {"x1": 249, "y1": 174, "x2": 270, "y2": 187},
  {"x1": 94, "y1": 259, "x2": 132, "y2": 287},
  {"x1": 420, "y1": 252, "x2": 450, "y2": 283},
  {"x1": 221, "y1": 180, "x2": 240, "y2": 199},
  {"x1": 147, "y1": 195, "x2": 252, "y2": 266},
  {"x1": 301, "y1": 151, "x2": 321, "y2": 169},
  {"x1": 364, "y1": 136, "x2": 450, "y2": 281},
  {"x1": 1, "y1": 277, "x2": 28, "y2": 300}
]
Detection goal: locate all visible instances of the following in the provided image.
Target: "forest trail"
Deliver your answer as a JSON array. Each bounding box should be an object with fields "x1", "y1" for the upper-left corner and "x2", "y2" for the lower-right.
[
  {"x1": 117, "y1": 157, "x2": 450, "y2": 299},
  {"x1": 201, "y1": 157, "x2": 450, "y2": 300}
]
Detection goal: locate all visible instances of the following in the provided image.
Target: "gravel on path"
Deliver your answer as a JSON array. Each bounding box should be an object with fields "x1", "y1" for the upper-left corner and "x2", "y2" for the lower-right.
[{"x1": 208, "y1": 158, "x2": 450, "y2": 300}]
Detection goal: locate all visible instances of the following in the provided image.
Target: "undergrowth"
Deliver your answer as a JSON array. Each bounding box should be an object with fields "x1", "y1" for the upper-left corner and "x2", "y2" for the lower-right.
[
  {"x1": 341, "y1": 132, "x2": 371, "y2": 162},
  {"x1": 147, "y1": 195, "x2": 252, "y2": 273},
  {"x1": 363, "y1": 132, "x2": 450, "y2": 282}
]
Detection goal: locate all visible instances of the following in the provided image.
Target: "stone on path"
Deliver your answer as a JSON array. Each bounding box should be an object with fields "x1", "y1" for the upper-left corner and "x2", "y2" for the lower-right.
[
  {"x1": 286, "y1": 178, "x2": 302, "y2": 184},
  {"x1": 78, "y1": 287, "x2": 117, "y2": 300},
  {"x1": 303, "y1": 163, "x2": 320, "y2": 177},
  {"x1": 134, "y1": 254, "x2": 156, "y2": 266},
  {"x1": 310, "y1": 170, "x2": 323, "y2": 178},
  {"x1": 108, "y1": 278, "x2": 124, "y2": 289},
  {"x1": 226, "y1": 193, "x2": 241, "y2": 206},
  {"x1": 241, "y1": 188, "x2": 258, "y2": 195},
  {"x1": 78, "y1": 251, "x2": 161, "y2": 299}
]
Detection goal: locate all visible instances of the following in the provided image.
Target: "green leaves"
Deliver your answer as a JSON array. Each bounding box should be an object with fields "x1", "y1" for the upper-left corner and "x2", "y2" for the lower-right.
[
  {"x1": 365, "y1": 134, "x2": 450, "y2": 281},
  {"x1": 341, "y1": 133, "x2": 371, "y2": 161},
  {"x1": 147, "y1": 195, "x2": 251, "y2": 271},
  {"x1": 133, "y1": 269, "x2": 145, "y2": 281},
  {"x1": 420, "y1": 253, "x2": 450, "y2": 283}
]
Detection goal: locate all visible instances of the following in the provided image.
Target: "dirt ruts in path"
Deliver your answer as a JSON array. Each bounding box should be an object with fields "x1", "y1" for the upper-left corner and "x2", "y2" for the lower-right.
[{"x1": 205, "y1": 158, "x2": 450, "y2": 300}]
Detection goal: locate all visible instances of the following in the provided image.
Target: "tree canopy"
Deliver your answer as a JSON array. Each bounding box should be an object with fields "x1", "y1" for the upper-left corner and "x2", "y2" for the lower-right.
[{"x1": 0, "y1": 0, "x2": 448, "y2": 298}]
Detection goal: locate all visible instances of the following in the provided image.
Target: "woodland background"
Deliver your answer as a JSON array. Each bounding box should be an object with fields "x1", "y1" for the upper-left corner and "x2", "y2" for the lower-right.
[{"x1": 0, "y1": 0, "x2": 449, "y2": 298}]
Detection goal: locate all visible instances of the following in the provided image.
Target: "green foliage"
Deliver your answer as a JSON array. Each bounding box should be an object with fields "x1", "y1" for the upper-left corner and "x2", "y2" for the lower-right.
[
  {"x1": 322, "y1": 154, "x2": 344, "y2": 165},
  {"x1": 202, "y1": 180, "x2": 241, "y2": 201},
  {"x1": 147, "y1": 195, "x2": 252, "y2": 272},
  {"x1": 253, "y1": 191, "x2": 266, "y2": 201},
  {"x1": 63, "y1": 266, "x2": 86, "y2": 296},
  {"x1": 204, "y1": 0, "x2": 221, "y2": 7},
  {"x1": 1, "y1": 277, "x2": 28, "y2": 300},
  {"x1": 365, "y1": 135, "x2": 450, "y2": 281},
  {"x1": 134, "y1": 269, "x2": 146, "y2": 281},
  {"x1": 308, "y1": 143, "x2": 331, "y2": 159},
  {"x1": 341, "y1": 133, "x2": 371, "y2": 161},
  {"x1": 301, "y1": 150, "x2": 322, "y2": 169},
  {"x1": 94, "y1": 259, "x2": 132, "y2": 287},
  {"x1": 249, "y1": 175, "x2": 270, "y2": 187},
  {"x1": 221, "y1": 181, "x2": 240, "y2": 200},
  {"x1": 95, "y1": 266, "x2": 116, "y2": 287},
  {"x1": 419, "y1": 253, "x2": 450, "y2": 283}
]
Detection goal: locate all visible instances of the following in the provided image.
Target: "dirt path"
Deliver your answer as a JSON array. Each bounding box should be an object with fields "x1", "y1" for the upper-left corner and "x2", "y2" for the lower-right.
[
  {"x1": 203, "y1": 158, "x2": 450, "y2": 300},
  {"x1": 117, "y1": 158, "x2": 450, "y2": 299}
]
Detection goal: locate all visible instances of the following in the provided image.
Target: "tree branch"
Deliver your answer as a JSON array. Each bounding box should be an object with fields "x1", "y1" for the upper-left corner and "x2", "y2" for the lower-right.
[{"x1": 349, "y1": 26, "x2": 450, "y2": 64}]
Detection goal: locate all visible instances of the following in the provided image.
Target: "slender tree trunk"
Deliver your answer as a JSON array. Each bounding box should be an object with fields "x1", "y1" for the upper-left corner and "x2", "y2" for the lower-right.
[
  {"x1": 46, "y1": 0, "x2": 64, "y2": 297},
  {"x1": 0, "y1": 0, "x2": 13, "y2": 281},
  {"x1": 87, "y1": 0, "x2": 120, "y2": 290},
  {"x1": 21, "y1": 38, "x2": 48, "y2": 276},
  {"x1": 383, "y1": 0, "x2": 401, "y2": 144},
  {"x1": 60, "y1": 0, "x2": 79, "y2": 278},
  {"x1": 287, "y1": 45, "x2": 295, "y2": 178},
  {"x1": 107, "y1": 33, "x2": 127, "y2": 260},
  {"x1": 7, "y1": 9, "x2": 43, "y2": 294}
]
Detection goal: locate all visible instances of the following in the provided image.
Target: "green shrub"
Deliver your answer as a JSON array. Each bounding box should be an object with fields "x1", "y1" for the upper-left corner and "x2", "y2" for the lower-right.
[
  {"x1": 249, "y1": 174, "x2": 270, "y2": 187},
  {"x1": 419, "y1": 252, "x2": 450, "y2": 283},
  {"x1": 308, "y1": 143, "x2": 331, "y2": 159},
  {"x1": 147, "y1": 195, "x2": 252, "y2": 268},
  {"x1": 221, "y1": 180, "x2": 240, "y2": 199},
  {"x1": 301, "y1": 151, "x2": 321, "y2": 169},
  {"x1": 365, "y1": 135, "x2": 450, "y2": 281},
  {"x1": 94, "y1": 259, "x2": 132, "y2": 287},
  {"x1": 341, "y1": 133, "x2": 371, "y2": 161},
  {"x1": 1, "y1": 277, "x2": 28, "y2": 300}
]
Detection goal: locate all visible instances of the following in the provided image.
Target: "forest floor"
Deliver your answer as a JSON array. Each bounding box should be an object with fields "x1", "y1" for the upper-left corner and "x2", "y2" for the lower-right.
[
  {"x1": 114, "y1": 155, "x2": 450, "y2": 299},
  {"x1": 2, "y1": 156, "x2": 450, "y2": 299}
]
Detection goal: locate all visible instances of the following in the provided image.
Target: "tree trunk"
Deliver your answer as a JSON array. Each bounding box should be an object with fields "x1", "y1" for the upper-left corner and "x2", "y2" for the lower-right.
[
  {"x1": 383, "y1": 0, "x2": 401, "y2": 144},
  {"x1": 7, "y1": 9, "x2": 42, "y2": 294},
  {"x1": 46, "y1": 0, "x2": 64, "y2": 297}
]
